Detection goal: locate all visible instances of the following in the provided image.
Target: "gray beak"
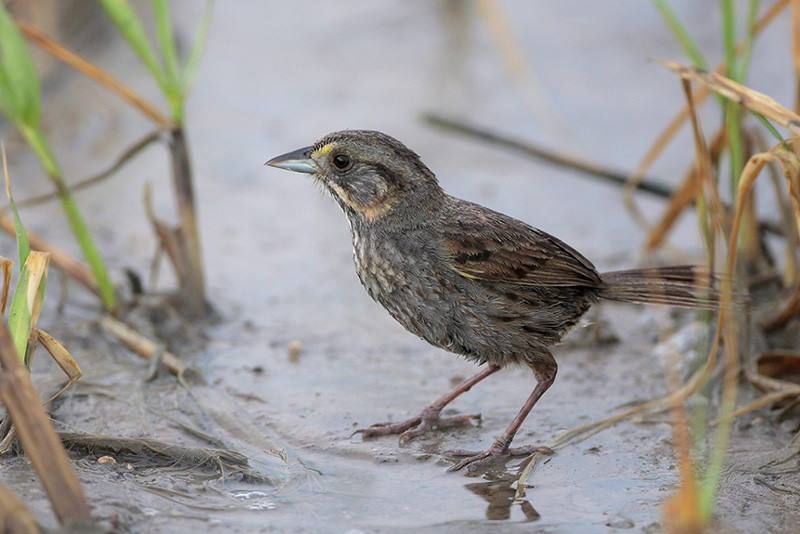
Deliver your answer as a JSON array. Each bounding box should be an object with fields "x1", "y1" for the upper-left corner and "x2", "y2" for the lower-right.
[{"x1": 265, "y1": 146, "x2": 318, "y2": 174}]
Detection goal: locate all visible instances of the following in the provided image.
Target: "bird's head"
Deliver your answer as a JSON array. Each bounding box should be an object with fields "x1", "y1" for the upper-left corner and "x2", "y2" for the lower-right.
[{"x1": 267, "y1": 130, "x2": 442, "y2": 223}]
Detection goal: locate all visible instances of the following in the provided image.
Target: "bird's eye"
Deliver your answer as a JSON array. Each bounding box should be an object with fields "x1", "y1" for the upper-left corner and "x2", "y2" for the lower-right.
[{"x1": 332, "y1": 154, "x2": 352, "y2": 171}]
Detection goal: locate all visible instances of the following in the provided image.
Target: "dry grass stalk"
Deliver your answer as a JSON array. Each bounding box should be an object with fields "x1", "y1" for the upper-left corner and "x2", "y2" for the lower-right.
[
  {"x1": 18, "y1": 23, "x2": 172, "y2": 129},
  {"x1": 683, "y1": 80, "x2": 726, "y2": 242},
  {"x1": 0, "y1": 216, "x2": 99, "y2": 298},
  {"x1": 644, "y1": 129, "x2": 727, "y2": 251},
  {"x1": 757, "y1": 131, "x2": 800, "y2": 285},
  {"x1": 625, "y1": 0, "x2": 789, "y2": 226},
  {"x1": 144, "y1": 183, "x2": 188, "y2": 285},
  {"x1": 625, "y1": 94, "x2": 711, "y2": 230},
  {"x1": 662, "y1": 357, "x2": 703, "y2": 534},
  {"x1": 793, "y1": 0, "x2": 800, "y2": 112},
  {"x1": 0, "y1": 483, "x2": 38, "y2": 534},
  {"x1": 733, "y1": 387, "x2": 800, "y2": 417},
  {"x1": 0, "y1": 323, "x2": 90, "y2": 526},
  {"x1": 763, "y1": 289, "x2": 800, "y2": 331},
  {"x1": 664, "y1": 62, "x2": 800, "y2": 136},
  {"x1": 0, "y1": 257, "x2": 11, "y2": 313},
  {"x1": 18, "y1": 252, "x2": 49, "y2": 361},
  {"x1": 17, "y1": 25, "x2": 211, "y2": 315},
  {"x1": 725, "y1": 144, "x2": 800, "y2": 409},
  {"x1": 99, "y1": 315, "x2": 187, "y2": 377},
  {"x1": 746, "y1": 350, "x2": 800, "y2": 396},
  {"x1": 168, "y1": 130, "x2": 206, "y2": 316},
  {"x1": 36, "y1": 329, "x2": 82, "y2": 402},
  {"x1": 545, "y1": 80, "x2": 733, "y2": 450},
  {"x1": 58, "y1": 432, "x2": 250, "y2": 473}
]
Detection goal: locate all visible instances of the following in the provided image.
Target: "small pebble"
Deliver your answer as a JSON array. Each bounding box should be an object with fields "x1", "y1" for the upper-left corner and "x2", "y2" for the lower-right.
[
  {"x1": 97, "y1": 455, "x2": 117, "y2": 465},
  {"x1": 606, "y1": 517, "x2": 635, "y2": 529},
  {"x1": 288, "y1": 340, "x2": 303, "y2": 362}
]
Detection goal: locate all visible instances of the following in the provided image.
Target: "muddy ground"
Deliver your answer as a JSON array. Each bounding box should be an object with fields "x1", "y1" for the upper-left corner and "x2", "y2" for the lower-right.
[{"x1": 2, "y1": 1, "x2": 799, "y2": 532}]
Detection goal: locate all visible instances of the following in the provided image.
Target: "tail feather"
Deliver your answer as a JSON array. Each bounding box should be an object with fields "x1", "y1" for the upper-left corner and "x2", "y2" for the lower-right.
[{"x1": 599, "y1": 265, "x2": 742, "y2": 310}]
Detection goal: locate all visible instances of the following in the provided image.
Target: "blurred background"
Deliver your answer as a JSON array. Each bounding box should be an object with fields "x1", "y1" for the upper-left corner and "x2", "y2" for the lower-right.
[{"x1": 1, "y1": 1, "x2": 798, "y2": 532}]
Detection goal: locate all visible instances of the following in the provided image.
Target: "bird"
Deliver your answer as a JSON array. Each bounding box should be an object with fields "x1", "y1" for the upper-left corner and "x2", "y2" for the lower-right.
[{"x1": 266, "y1": 130, "x2": 724, "y2": 471}]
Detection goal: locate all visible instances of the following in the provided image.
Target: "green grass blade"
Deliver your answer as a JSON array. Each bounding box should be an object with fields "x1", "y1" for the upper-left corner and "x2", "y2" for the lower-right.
[
  {"x1": 151, "y1": 0, "x2": 184, "y2": 120},
  {"x1": 720, "y1": 0, "x2": 738, "y2": 77},
  {"x1": 61, "y1": 193, "x2": 116, "y2": 310},
  {"x1": 726, "y1": 101, "x2": 745, "y2": 185},
  {"x1": 0, "y1": 58, "x2": 13, "y2": 117},
  {"x1": 720, "y1": 0, "x2": 745, "y2": 190},
  {"x1": 0, "y1": 3, "x2": 41, "y2": 126},
  {"x1": 7, "y1": 252, "x2": 49, "y2": 364},
  {"x1": 21, "y1": 127, "x2": 117, "y2": 311},
  {"x1": 699, "y1": 2, "x2": 741, "y2": 518},
  {"x1": 182, "y1": 0, "x2": 214, "y2": 91},
  {"x1": 652, "y1": 0, "x2": 709, "y2": 70},
  {"x1": 7, "y1": 265, "x2": 32, "y2": 362},
  {"x1": 754, "y1": 112, "x2": 788, "y2": 148},
  {"x1": 98, "y1": 0, "x2": 168, "y2": 92},
  {"x1": 152, "y1": 0, "x2": 180, "y2": 86},
  {"x1": 1, "y1": 143, "x2": 30, "y2": 266},
  {"x1": 737, "y1": 0, "x2": 761, "y2": 81}
]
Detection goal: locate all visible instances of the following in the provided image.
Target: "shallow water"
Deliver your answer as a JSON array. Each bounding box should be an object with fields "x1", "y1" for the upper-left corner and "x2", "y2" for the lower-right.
[{"x1": 2, "y1": 1, "x2": 799, "y2": 532}]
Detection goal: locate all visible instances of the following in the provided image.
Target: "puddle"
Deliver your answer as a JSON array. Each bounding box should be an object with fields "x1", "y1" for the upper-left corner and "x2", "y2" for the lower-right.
[{"x1": 1, "y1": 1, "x2": 799, "y2": 532}]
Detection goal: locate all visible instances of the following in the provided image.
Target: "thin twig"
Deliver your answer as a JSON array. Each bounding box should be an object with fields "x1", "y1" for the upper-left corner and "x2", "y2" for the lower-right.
[
  {"x1": 423, "y1": 112, "x2": 674, "y2": 195},
  {"x1": 19, "y1": 23, "x2": 173, "y2": 129},
  {"x1": 10, "y1": 130, "x2": 164, "y2": 210},
  {"x1": 0, "y1": 323, "x2": 91, "y2": 526},
  {"x1": 762, "y1": 288, "x2": 800, "y2": 332},
  {"x1": 0, "y1": 217, "x2": 99, "y2": 297},
  {"x1": 99, "y1": 315, "x2": 189, "y2": 380},
  {"x1": 423, "y1": 113, "x2": 785, "y2": 237}
]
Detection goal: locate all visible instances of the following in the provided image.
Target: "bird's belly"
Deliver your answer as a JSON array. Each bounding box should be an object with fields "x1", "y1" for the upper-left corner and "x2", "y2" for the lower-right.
[{"x1": 351, "y1": 236, "x2": 596, "y2": 365}]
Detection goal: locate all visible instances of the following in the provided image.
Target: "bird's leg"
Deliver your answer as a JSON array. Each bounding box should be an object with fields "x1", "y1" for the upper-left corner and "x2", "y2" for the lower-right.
[
  {"x1": 449, "y1": 357, "x2": 557, "y2": 472},
  {"x1": 355, "y1": 365, "x2": 500, "y2": 444}
]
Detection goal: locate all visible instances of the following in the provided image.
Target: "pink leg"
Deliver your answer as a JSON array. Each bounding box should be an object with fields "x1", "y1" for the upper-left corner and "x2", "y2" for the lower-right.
[
  {"x1": 355, "y1": 365, "x2": 500, "y2": 444},
  {"x1": 449, "y1": 356, "x2": 557, "y2": 472}
]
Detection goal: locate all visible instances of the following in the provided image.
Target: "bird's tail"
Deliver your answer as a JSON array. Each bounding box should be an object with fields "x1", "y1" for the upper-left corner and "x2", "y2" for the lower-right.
[{"x1": 599, "y1": 265, "x2": 739, "y2": 310}]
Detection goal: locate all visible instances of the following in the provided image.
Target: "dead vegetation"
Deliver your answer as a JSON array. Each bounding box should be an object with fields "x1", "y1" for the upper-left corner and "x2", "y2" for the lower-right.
[
  {"x1": 427, "y1": 0, "x2": 800, "y2": 529},
  {"x1": 0, "y1": 1, "x2": 799, "y2": 531}
]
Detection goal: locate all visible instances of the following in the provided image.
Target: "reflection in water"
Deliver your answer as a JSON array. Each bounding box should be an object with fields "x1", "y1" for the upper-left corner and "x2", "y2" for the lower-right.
[{"x1": 464, "y1": 473, "x2": 540, "y2": 522}]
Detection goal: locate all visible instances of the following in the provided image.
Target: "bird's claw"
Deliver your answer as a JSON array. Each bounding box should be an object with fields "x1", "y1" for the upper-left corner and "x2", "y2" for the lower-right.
[
  {"x1": 398, "y1": 413, "x2": 481, "y2": 445},
  {"x1": 352, "y1": 417, "x2": 421, "y2": 439},
  {"x1": 447, "y1": 443, "x2": 554, "y2": 472},
  {"x1": 353, "y1": 410, "x2": 481, "y2": 444}
]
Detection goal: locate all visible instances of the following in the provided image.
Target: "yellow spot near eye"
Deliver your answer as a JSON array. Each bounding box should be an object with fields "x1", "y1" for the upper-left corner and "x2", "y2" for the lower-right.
[{"x1": 311, "y1": 143, "x2": 334, "y2": 159}]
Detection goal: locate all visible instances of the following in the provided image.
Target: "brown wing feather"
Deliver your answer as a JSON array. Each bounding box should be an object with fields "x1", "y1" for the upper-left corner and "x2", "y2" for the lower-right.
[{"x1": 441, "y1": 202, "x2": 602, "y2": 288}]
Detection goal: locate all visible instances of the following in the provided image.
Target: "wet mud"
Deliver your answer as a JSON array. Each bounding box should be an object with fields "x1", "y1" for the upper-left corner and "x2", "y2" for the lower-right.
[{"x1": 1, "y1": 1, "x2": 799, "y2": 532}]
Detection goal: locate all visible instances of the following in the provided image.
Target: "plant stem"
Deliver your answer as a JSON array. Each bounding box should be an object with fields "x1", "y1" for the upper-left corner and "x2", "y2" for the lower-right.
[
  {"x1": 20, "y1": 126, "x2": 117, "y2": 311},
  {"x1": 169, "y1": 127, "x2": 205, "y2": 315}
]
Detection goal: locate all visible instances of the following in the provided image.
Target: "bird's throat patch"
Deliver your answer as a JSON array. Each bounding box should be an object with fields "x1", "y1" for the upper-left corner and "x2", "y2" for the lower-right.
[{"x1": 328, "y1": 182, "x2": 395, "y2": 222}]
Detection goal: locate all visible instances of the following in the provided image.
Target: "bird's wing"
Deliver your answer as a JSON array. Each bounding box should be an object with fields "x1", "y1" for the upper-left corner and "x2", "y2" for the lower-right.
[{"x1": 441, "y1": 205, "x2": 602, "y2": 288}]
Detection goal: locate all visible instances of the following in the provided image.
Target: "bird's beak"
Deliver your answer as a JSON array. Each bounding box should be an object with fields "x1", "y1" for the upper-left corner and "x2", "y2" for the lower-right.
[{"x1": 265, "y1": 146, "x2": 318, "y2": 174}]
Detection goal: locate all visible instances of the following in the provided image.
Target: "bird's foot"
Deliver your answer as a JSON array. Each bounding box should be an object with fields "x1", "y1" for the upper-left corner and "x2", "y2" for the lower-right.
[
  {"x1": 447, "y1": 442, "x2": 554, "y2": 472},
  {"x1": 354, "y1": 406, "x2": 481, "y2": 445}
]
